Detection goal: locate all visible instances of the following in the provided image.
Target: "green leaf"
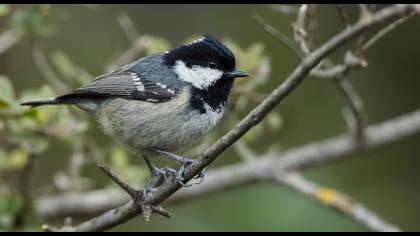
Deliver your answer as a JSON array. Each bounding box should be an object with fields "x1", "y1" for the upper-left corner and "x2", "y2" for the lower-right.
[
  {"x1": 51, "y1": 51, "x2": 75, "y2": 78},
  {"x1": 10, "y1": 6, "x2": 50, "y2": 35},
  {"x1": 21, "y1": 107, "x2": 39, "y2": 119},
  {"x1": 0, "y1": 100, "x2": 8, "y2": 108},
  {"x1": 0, "y1": 4, "x2": 10, "y2": 16},
  {"x1": 223, "y1": 39, "x2": 265, "y2": 73},
  {"x1": 0, "y1": 149, "x2": 7, "y2": 171},
  {"x1": 21, "y1": 138, "x2": 48, "y2": 155},
  {"x1": 0, "y1": 194, "x2": 22, "y2": 230},
  {"x1": 0, "y1": 76, "x2": 15, "y2": 108},
  {"x1": 242, "y1": 122, "x2": 264, "y2": 143},
  {"x1": 266, "y1": 111, "x2": 283, "y2": 132},
  {"x1": 122, "y1": 166, "x2": 149, "y2": 184},
  {"x1": 110, "y1": 147, "x2": 128, "y2": 170},
  {"x1": 7, "y1": 149, "x2": 27, "y2": 170}
]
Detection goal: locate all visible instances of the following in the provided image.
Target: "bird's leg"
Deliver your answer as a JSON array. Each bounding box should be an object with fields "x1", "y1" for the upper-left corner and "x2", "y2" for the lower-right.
[
  {"x1": 155, "y1": 149, "x2": 206, "y2": 187},
  {"x1": 142, "y1": 155, "x2": 177, "y2": 199}
]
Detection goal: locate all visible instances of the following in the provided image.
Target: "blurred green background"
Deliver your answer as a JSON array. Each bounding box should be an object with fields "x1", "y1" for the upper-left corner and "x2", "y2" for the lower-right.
[{"x1": 1, "y1": 4, "x2": 420, "y2": 232}]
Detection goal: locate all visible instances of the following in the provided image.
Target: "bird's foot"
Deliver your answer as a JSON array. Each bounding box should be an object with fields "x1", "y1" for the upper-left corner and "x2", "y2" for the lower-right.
[
  {"x1": 155, "y1": 149, "x2": 206, "y2": 187},
  {"x1": 143, "y1": 156, "x2": 179, "y2": 199}
]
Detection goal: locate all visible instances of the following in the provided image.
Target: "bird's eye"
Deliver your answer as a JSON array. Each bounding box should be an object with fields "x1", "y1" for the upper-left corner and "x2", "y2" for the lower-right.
[{"x1": 208, "y1": 61, "x2": 217, "y2": 69}]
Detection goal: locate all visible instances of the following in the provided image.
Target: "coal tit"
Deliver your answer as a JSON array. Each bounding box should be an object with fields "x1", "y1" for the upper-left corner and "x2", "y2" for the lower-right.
[{"x1": 21, "y1": 34, "x2": 250, "y2": 194}]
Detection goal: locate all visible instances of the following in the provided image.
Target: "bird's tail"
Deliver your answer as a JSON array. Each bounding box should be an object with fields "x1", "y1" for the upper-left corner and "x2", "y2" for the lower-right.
[
  {"x1": 20, "y1": 95, "x2": 101, "y2": 112},
  {"x1": 20, "y1": 98, "x2": 61, "y2": 107}
]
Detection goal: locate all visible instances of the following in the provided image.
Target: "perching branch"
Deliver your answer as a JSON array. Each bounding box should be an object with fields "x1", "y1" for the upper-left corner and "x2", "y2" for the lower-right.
[{"x1": 44, "y1": 5, "x2": 418, "y2": 232}]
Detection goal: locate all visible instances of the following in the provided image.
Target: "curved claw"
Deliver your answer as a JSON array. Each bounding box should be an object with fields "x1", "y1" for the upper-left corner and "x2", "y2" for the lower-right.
[
  {"x1": 152, "y1": 150, "x2": 207, "y2": 188},
  {"x1": 143, "y1": 166, "x2": 178, "y2": 199},
  {"x1": 175, "y1": 176, "x2": 194, "y2": 187},
  {"x1": 193, "y1": 168, "x2": 206, "y2": 185},
  {"x1": 175, "y1": 167, "x2": 206, "y2": 187}
]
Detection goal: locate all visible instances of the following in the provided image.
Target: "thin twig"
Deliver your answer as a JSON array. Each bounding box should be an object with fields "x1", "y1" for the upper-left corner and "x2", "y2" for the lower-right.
[
  {"x1": 359, "y1": 4, "x2": 372, "y2": 22},
  {"x1": 117, "y1": 12, "x2": 140, "y2": 43},
  {"x1": 270, "y1": 5, "x2": 299, "y2": 14},
  {"x1": 363, "y1": 12, "x2": 417, "y2": 51},
  {"x1": 275, "y1": 172, "x2": 400, "y2": 232},
  {"x1": 336, "y1": 79, "x2": 368, "y2": 142},
  {"x1": 105, "y1": 36, "x2": 149, "y2": 72},
  {"x1": 97, "y1": 162, "x2": 139, "y2": 199},
  {"x1": 293, "y1": 4, "x2": 311, "y2": 56},
  {"x1": 42, "y1": 224, "x2": 60, "y2": 232},
  {"x1": 311, "y1": 8, "x2": 417, "y2": 81},
  {"x1": 32, "y1": 40, "x2": 69, "y2": 93},
  {"x1": 233, "y1": 141, "x2": 257, "y2": 163},
  {"x1": 97, "y1": 162, "x2": 171, "y2": 220},
  {"x1": 106, "y1": 13, "x2": 147, "y2": 72},
  {"x1": 306, "y1": 4, "x2": 319, "y2": 48},
  {"x1": 252, "y1": 13, "x2": 302, "y2": 58},
  {"x1": 336, "y1": 4, "x2": 351, "y2": 27}
]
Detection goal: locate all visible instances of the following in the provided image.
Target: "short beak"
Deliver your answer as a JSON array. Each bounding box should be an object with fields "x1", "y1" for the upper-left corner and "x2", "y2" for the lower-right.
[{"x1": 224, "y1": 69, "x2": 251, "y2": 78}]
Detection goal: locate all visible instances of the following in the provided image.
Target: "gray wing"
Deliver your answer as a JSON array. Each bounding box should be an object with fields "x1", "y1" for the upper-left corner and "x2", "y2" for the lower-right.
[{"x1": 57, "y1": 69, "x2": 178, "y2": 103}]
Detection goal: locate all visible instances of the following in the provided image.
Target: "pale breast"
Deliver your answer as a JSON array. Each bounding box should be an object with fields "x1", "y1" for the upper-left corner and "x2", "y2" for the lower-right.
[{"x1": 95, "y1": 88, "x2": 224, "y2": 155}]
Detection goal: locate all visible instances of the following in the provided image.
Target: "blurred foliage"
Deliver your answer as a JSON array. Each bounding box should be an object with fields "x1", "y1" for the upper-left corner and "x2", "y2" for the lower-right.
[{"x1": 9, "y1": 5, "x2": 52, "y2": 36}]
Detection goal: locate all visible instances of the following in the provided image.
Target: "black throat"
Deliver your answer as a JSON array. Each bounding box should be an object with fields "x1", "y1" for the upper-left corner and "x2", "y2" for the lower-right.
[{"x1": 189, "y1": 78, "x2": 234, "y2": 114}]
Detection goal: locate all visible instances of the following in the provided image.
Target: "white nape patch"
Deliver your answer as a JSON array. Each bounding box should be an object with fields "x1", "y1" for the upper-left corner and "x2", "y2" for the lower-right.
[
  {"x1": 173, "y1": 60, "x2": 223, "y2": 90},
  {"x1": 185, "y1": 37, "x2": 206, "y2": 47}
]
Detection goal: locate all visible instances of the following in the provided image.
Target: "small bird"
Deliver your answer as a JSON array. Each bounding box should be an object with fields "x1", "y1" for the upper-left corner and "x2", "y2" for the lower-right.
[{"x1": 21, "y1": 34, "x2": 250, "y2": 196}]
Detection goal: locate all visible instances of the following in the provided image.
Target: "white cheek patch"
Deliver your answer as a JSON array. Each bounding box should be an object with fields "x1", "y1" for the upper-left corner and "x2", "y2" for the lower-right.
[{"x1": 173, "y1": 60, "x2": 223, "y2": 90}]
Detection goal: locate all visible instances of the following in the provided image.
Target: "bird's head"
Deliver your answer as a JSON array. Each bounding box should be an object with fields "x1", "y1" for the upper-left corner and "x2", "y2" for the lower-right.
[{"x1": 163, "y1": 34, "x2": 250, "y2": 90}]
